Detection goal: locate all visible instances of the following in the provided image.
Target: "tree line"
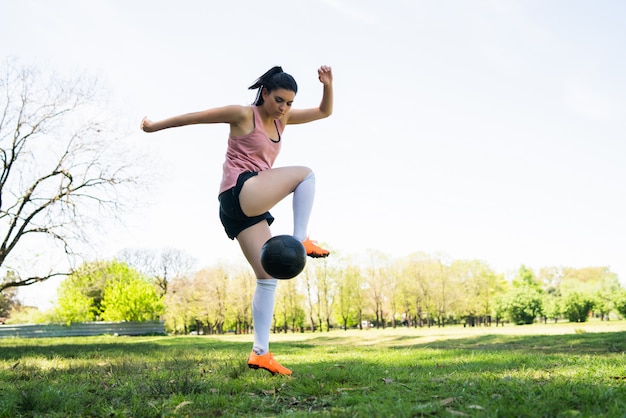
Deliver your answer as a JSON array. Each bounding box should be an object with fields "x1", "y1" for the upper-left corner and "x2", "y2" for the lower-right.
[{"x1": 6, "y1": 248, "x2": 626, "y2": 333}]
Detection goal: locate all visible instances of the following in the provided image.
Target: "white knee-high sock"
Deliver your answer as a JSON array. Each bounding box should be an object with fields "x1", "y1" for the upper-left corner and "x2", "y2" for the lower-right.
[
  {"x1": 252, "y1": 278, "x2": 277, "y2": 355},
  {"x1": 293, "y1": 171, "x2": 316, "y2": 242}
]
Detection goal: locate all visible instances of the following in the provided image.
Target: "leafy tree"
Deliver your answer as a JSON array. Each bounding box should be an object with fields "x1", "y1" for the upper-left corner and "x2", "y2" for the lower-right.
[
  {"x1": 493, "y1": 294, "x2": 507, "y2": 325},
  {"x1": 335, "y1": 264, "x2": 363, "y2": 330},
  {"x1": 513, "y1": 265, "x2": 542, "y2": 291},
  {"x1": 401, "y1": 252, "x2": 436, "y2": 327},
  {"x1": 500, "y1": 287, "x2": 543, "y2": 325},
  {"x1": 54, "y1": 260, "x2": 157, "y2": 324},
  {"x1": 275, "y1": 278, "x2": 305, "y2": 333},
  {"x1": 614, "y1": 290, "x2": 626, "y2": 319},
  {"x1": 543, "y1": 294, "x2": 562, "y2": 323},
  {"x1": 55, "y1": 281, "x2": 95, "y2": 324},
  {"x1": 226, "y1": 269, "x2": 254, "y2": 334},
  {"x1": 592, "y1": 289, "x2": 614, "y2": 321},
  {"x1": 451, "y1": 260, "x2": 504, "y2": 326},
  {"x1": 430, "y1": 256, "x2": 453, "y2": 327},
  {"x1": 100, "y1": 272, "x2": 163, "y2": 322},
  {"x1": 302, "y1": 264, "x2": 320, "y2": 332},
  {"x1": 560, "y1": 267, "x2": 618, "y2": 293},
  {"x1": 0, "y1": 60, "x2": 138, "y2": 292},
  {"x1": 538, "y1": 266, "x2": 562, "y2": 293},
  {"x1": 316, "y1": 259, "x2": 335, "y2": 331},
  {"x1": 498, "y1": 266, "x2": 544, "y2": 325},
  {"x1": 396, "y1": 258, "x2": 416, "y2": 327},
  {"x1": 54, "y1": 261, "x2": 110, "y2": 323},
  {"x1": 559, "y1": 267, "x2": 620, "y2": 319},
  {"x1": 4, "y1": 305, "x2": 46, "y2": 324},
  {"x1": 163, "y1": 276, "x2": 197, "y2": 334},
  {"x1": 562, "y1": 292, "x2": 595, "y2": 323},
  {"x1": 387, "y1": 261, "x2": 409, "y2": 328},
  {"x1": 189, "y1": 267, "x2": 229, "y2": 335}
]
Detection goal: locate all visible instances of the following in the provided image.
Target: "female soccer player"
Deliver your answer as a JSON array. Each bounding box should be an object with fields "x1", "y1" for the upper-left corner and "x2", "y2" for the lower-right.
[{"x1": 141, "y1": 65, "x2": 333, "y2": 375}]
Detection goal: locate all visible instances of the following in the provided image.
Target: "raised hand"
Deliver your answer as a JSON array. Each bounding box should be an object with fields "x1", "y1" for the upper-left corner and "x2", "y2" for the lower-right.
[{"x1": 317, "y1": 65, "x2": 333, "y2": 86}]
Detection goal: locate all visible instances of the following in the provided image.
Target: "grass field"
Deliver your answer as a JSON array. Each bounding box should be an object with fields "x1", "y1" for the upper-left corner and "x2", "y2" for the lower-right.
[{"x1": 1, "y1": 321, "x2": 626, "y2": 417}]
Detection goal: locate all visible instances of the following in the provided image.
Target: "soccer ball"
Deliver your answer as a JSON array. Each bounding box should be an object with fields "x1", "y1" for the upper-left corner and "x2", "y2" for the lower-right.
[{"x1": 260, "y1": 235, "x2": 306, "y2": 279}]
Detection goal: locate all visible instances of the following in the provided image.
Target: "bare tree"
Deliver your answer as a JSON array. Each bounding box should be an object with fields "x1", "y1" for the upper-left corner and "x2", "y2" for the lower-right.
[
  {"x1": 303, "y1": 266, "x2": 319, "y2": 332},
  {"x1": 117, "y1": 247, "x2": 197, "y2": 297},
  {"x1": 315, "y1": 259, "x2": 335, "y2": 332},
  {"x1": 226, "y1": 269, "x2": 254, "y2": 334},
  {"x1": 365, "y1": 250, "x2": 391, "y2": 329},
  {"x1": 0, "y1": 60, "x2": 139, "y2": 292}
]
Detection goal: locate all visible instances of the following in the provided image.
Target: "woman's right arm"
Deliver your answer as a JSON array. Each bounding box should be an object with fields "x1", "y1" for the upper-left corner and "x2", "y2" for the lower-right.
[{"x1": 141, "y1": 105, "x2": 248, "y2": 133}]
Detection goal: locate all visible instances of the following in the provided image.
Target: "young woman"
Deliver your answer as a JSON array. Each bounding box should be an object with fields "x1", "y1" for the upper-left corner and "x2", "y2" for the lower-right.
[{"x1": 141, "y1": 65, "x2": 333, "y2": 375}]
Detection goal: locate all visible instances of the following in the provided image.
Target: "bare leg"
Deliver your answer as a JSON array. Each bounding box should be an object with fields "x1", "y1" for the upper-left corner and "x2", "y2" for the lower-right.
[
  {"x1": 237, "y1": 220, "x2": 272, "y2": 279},
  {"x1": 240, "y1": 165, "x2": 329, "y2": 258},
  {"x1": 239, "y1": 166, "x2": 312, "y2": 217}
]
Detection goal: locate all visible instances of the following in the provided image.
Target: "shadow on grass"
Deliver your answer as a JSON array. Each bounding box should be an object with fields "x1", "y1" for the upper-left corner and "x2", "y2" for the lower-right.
[
  {"x1": 277, "y1": 330, "x2": 626, "y2": 355},
  {"x1": 0, "y1": 335, "x2": 251, "y2": 361},
  {"x1": 2, "y1": 329, "x2": 625, "y2": 361},
  {"x1": 394, "y1": 331, "x2": 626, "y2": 354}
]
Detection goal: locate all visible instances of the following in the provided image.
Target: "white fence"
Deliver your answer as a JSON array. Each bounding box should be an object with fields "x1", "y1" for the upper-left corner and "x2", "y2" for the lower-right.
[{"x1": 0, "y1": 321, "x2": 166, "y2": 338}]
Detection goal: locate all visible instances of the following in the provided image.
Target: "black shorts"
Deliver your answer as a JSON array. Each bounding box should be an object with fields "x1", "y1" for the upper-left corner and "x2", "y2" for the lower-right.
[{"x1": 218, "y1": 171, "x2": 274, "y2": 239}]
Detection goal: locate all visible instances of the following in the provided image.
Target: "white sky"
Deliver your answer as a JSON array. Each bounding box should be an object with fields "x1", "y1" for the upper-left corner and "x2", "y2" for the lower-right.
[{"x1": 2, "y1": 0, "x2": 625, "y2": 309}]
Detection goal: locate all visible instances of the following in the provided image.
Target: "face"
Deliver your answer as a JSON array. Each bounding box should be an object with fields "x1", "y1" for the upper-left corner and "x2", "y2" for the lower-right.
[{"x1": 262, "y1": 88, "x2": 295, "y2": 119}]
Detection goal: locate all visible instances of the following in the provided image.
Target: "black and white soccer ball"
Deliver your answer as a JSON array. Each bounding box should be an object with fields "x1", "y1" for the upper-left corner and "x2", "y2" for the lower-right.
[{"x1": 260, "y1": 235, "x2": 306, "y2": 279}]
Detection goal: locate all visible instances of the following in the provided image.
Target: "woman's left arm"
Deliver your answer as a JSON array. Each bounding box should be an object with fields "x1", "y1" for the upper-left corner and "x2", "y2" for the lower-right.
[{"x1": 286, "y1": 66, "x2": 333, "y2": 125}]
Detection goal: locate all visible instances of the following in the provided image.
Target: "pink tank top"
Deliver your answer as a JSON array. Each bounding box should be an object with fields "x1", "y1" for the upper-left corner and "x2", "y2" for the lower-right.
[{"x1": 219, "y1": 106, "x2": 284, "y2": 194}]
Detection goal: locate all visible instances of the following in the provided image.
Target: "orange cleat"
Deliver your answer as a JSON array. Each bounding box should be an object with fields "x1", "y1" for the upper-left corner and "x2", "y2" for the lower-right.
[
  {"x1": 302, "y1": 238, "x2": 330, "y2": 258},
  {"x1": 247, "y1": 351, "x2": 292, "y2": 376}
]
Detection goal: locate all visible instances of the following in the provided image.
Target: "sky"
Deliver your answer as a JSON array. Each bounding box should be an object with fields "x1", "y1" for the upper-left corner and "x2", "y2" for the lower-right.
[{"x1": 1, "y1": 0, "x2": 625, "y2": 309}]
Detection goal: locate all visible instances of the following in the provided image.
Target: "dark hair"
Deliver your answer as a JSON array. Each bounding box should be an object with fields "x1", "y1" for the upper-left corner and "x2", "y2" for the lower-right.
[{"x1": 248, "y1": 66, "x2": 298, "y2": 105}]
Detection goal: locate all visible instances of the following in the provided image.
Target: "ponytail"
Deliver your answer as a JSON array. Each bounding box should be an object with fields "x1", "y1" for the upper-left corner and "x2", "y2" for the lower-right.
[
  {"x1": 248, "y1": 66, "x2": 284, "y2": 90},
  {"x1": 248, "y1": 66, "x2": 298, "y2": 105}
]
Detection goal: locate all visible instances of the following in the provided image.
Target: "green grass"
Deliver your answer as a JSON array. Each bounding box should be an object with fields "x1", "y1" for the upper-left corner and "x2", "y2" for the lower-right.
[{"x1": 1, "y1": 321, "x2": 626, "y2": 417}]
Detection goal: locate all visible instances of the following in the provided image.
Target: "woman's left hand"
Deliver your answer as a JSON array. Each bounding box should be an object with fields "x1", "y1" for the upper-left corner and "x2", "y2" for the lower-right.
[{"x1": 318, "y1": 65, "x2": 333, "y2": 86}]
